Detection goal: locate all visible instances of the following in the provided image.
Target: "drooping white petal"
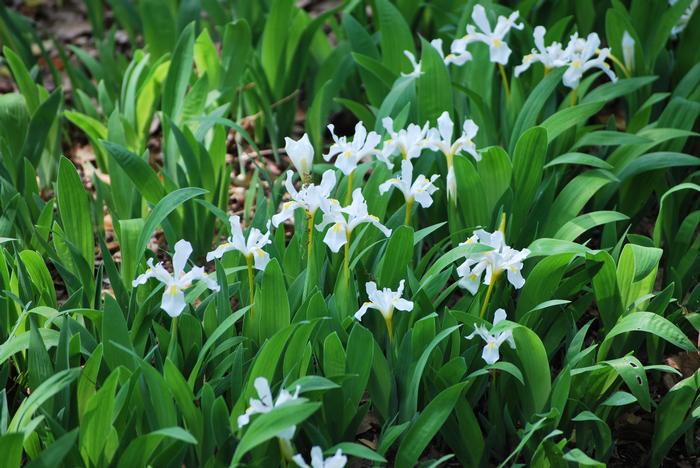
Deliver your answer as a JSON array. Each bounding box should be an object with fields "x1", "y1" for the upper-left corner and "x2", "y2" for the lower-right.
[
  {"x1": 161, "y1": 285, "x2": 186, "y2": 317},
  {"x1": 323, "y1": 222, "x2": 348, "y2": 253},
  {"x1": 252, "y1": 247, "x2": 270, "y2": 271}
]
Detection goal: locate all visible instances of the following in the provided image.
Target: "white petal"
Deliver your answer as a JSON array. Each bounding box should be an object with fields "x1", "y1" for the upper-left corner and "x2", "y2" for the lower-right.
[
  {"x1": 254, "y1": 377, "x2": 274, "y2": 407},
  {"x1": 319, "y1": 169, "x2": 337, "y2": 196},
  {"x1": 172, "y1": 239, "x2": 193, "y2": 276},
  {"x1": 393, "y1": 298, "x2": 413, "y2": 312},
  {"x1": 493, "y1": 308, "x2": 507, "y2": 325},
  {"x1": 292, "y1": 454, "x2": 310, "y2": 468},
  {"x1": 278, "y1": 425, "x2": 296, "y2": 441},
  {"x1": 507, "y1": 267, "x2": 526, "y2": 289},
  {"x1": 482, "y1": 342, "x2": 501, "y2": 364},
  {"x1": 206, "y1": 242, "x2": 234, "y2": 262},
  {"x1": 323, "y1": 223, "x2": 348, "y2": 253},
  {"x1": 272, "y1": 201, "x2": 299, "y2": 227},
  {"x1": 252, "y1": 248, "x2": 270, "y2": 271},
  {"x1": 490, "y1": 42, "x2": 512, "y2": 65},
  {"x1": 471, "y1": 4, "x2": 492, "y2": 34},
  {"x1": 354, "y1": 301, "x2": 374, "y2": 321},
  {"x1": 161, "y1": 286, "x2": 186, "y2": 317},
  {"x1": 437, "y1": 111, "x2": 454, "y2": 142}
]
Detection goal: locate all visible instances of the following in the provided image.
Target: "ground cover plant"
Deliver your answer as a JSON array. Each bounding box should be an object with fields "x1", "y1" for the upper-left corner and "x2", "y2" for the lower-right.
[{"x1": 0, "y1": 0, "x2": 699, "y2": 466}]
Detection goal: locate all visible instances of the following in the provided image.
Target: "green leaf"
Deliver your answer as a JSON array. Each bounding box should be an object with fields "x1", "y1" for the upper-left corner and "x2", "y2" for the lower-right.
[
  {"x1": 21, "y1": 88, "x2": 62, "y2": 168},
  {"x1": 511, "y1": 127, "x2": 547, "y2": 234},
  {"x1": 512, "y1": 326, "x2": 551, "y2": 416},
  {"x1": 378, "y1": 225, "x2": 413, "y2": 288},
  {"x1": 417, "y1": 38, "x2": 452, "y2": 123},
  {"x1": 256, "y1": 259, "x2": 291, "y2": 342},
  {"x1": 139, "y1": 0, "x2": 176, "y2": 58},
  {"x1": 617, "y1": 151, "x2": 700, "y2": 182},
  {"x1": 118, "y1": 427, "x2": 197, "y2": 468},
  {"x1": 0, "y1": 433, "x2": 24, "y2": 468},
  {"x1": 3, "y1": 45, "x2": 38, "y2": 112},
  {"x1": 232, "y1": 401, "x2": 321, "y2": 465},
  {"x1": 540, "y1": 102, "x2": 604, "y2": 143},
  {"x1": 57, "y1": 157, "x2": 94, "y2": 271},
  {"x1": 9, "y1": 368, "x2": 80, "y2": 432},
  {"x1": 509, "y1": 68, "x2": 564, "y2": 153},
  {"x1": 375, "y1": 0, "x2": 415, "y2": 75},
  {"x1": 102, "y1": 141, "x2": 165, "y2": 205},
  {"x1": 544, "y1": 152, "x2": 613, "y2": 170},
  {"x1": 600, "y1": 312, "x2": 696, "y2": 359},
  {"x1": 395, "y1": 381, "x2": 468, "y2": 466},
  {"x1": 133, "y1": 187, "x2": 207, "y2": 280},
  {"x1": 401, "y1": 325, "x2": 461, "y2": 420},
  {"x1": 543, "y1": 170, "x2": 616, "y2": 236},
  {"x1": 553, "y1": 211, "x2": 629, "y2": 242}
]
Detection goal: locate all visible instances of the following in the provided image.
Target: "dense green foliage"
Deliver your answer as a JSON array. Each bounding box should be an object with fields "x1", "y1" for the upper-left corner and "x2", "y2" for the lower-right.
[{"x1": 0, "y1": 0, "x2": 699, "y2": 466}]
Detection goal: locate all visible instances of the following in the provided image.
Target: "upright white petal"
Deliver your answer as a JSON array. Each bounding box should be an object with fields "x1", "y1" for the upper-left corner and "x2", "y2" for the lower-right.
[{"x1": 172, "y1": 239, "x2": 193, "y2": 277}]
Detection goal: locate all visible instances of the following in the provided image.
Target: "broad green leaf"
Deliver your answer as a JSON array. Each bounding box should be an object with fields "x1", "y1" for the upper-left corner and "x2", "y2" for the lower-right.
[
  {"x1": 395, "y1": 381, "x2": 468, "y2": 467},
  {"x1": 57, "y1": 157, "x2": 94, "y2": 270}
]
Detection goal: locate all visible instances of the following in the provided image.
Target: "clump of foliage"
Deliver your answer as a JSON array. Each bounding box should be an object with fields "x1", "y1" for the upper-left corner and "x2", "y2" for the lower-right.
[{"x1": 0, "y1": 0, "x2": 699, "y2": 466}]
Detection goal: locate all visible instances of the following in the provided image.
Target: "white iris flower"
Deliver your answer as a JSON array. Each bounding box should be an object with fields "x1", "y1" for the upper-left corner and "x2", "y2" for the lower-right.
[
  {"x1": 133, "y1": 239, "x2": 219, "y2": 317},
  {"x1": 237, "y1": 377, "x2": 301, "y2": 441},
  {"x1": 514, "y1": 26, "x2": 569, "y2": 77},
  {"x1": 354, "y1": 280, "x2": 413, "y2": 340},
  {"x1": 316, "y1": 189, "x2": 391, "y2": 253},
  {"x1": 323, "y1": 122, "x2": 384, "y2": 175},
  {"x1": 206, "y1": 215, "x2": 272, "y2": 271},
  {"x1": 562, "y1": 32, "x2": 617, "y2": 89},
  {"x1": 381, "y1": 117, "x2": 430, "y2": 163},
  {"x1": 430, "y1": 38, "x2": 472, "y2": 66},
  {"x1": 455, "y1": 4, "x2": 524, "y2": 65},
  {"x1": 379, "y1": 159, "x2": 439, "y2": 209},
  {"x1": 456, "y1": 229, "x2": 530, "y2": 294},
  {"x1": 272, "y1": 170, "x2": 337, "y2": 227},
  {"x1": 402, "y1": 50, "x2": 422, "y2": 78},
  {"x1": 466, "y1": 308, "x2": 516, "y2": 364},
  {"x1": 293, "y1": 447, "x2": 347, "y2": 468},
  {"x1": 426, "y1": 111, "x2": 480, "y2": 202}
]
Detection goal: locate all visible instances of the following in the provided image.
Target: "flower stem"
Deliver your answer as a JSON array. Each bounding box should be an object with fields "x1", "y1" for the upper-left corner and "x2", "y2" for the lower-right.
[
  {"x1": 167, "y1": 316, "x2": 178, "y2": 364},
  {"x1": 498, "y1": 63, "x2": 510, "y2": 99},
  {"x1": 570, "y1": 87, "x2": 578, "y2": 107},
  {"x1": 345, "y1": 171, "x2": 354, "y2": 205},
  {"x1": 404, "y1": 198, "x2": 413, "y2": 226},
  {"x1": 606, "y1": 52, "x2": 631, "y2": 78},
  {"x1": 246, "y1": 256, "x2": 255, "y2": 319},
  {"x1": 344, "y1": 237, "x2": 350, "y2": 287},
  {"x1": 306, "y1": 211, "x2": 314, "y2": 259},
  {"x1": 385, "y1": 316, "x2": 394, "y2": 342},
  {"x1": 479, "y1": 274, "x2": 498, "y2": 319}
]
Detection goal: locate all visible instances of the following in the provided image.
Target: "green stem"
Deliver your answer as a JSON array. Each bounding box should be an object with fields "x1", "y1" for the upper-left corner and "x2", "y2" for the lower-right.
[
  {"x1": 306, "y1": 211, "x2": 314, "y2": 259},
  {"x1": 498, "y1": 63, "x2": 510, "y2": 99},
  {"x1": 246, "y1": 256, "x2": 255, "y2": 319},
  {"x1": 167, "y1": 316, "x2": 178, "y2": 363},
  {"x1": 570, "y1": 87, "x2": 578, "y2": 107},
  {"x1": 345, "y1": 171, "x2": 355, "y2": 205},
  {"x1": 479, "y1": 274, "x2": 499, "y2": 319},
  {"x1": 344, "y1": 235, "x2": 350, "y2": 287},
  {"x1": 404, "y1": 198, "x2": 413, "y2": 226},
  {"x1": 385, "y1": 315, "x2": 394, "y2": 343},
  {"x1": 606, "y1": 51, "x2": 631, "y2": 78}
]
